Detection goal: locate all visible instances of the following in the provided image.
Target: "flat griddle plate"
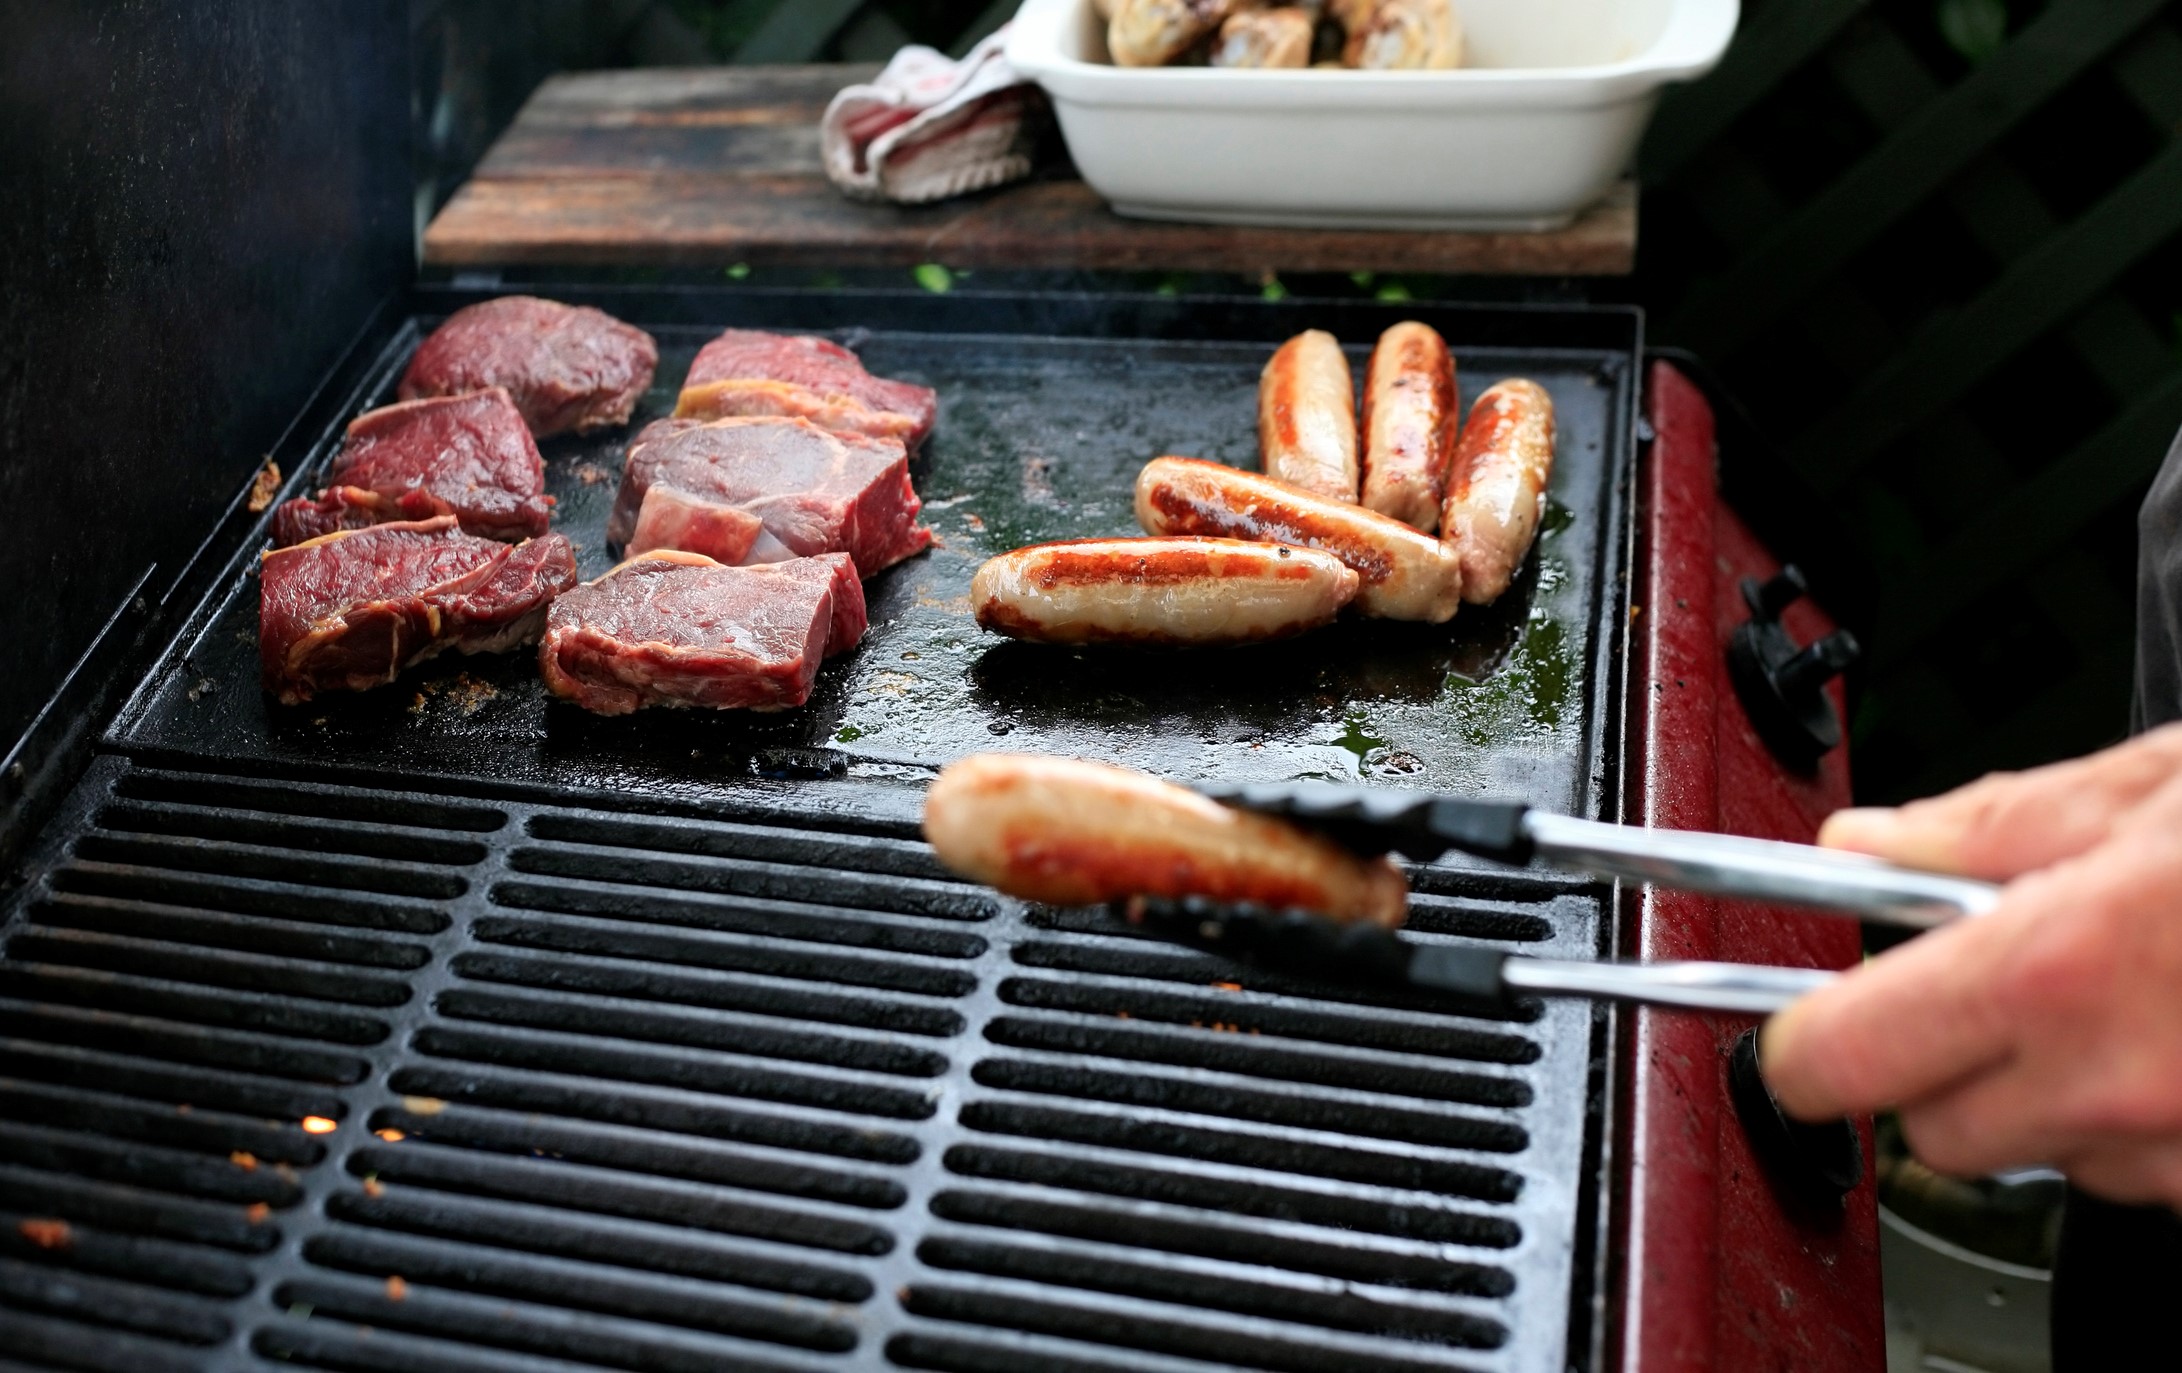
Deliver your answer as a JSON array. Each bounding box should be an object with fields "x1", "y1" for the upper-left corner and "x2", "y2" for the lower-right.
[{"x1": 111, "y1": 288, "x2": 1639, "y2": 825}]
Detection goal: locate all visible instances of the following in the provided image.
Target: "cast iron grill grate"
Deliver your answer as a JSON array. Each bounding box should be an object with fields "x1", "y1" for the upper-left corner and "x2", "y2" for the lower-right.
[{"x1": 0, "y1": 759, "x2": 1602, "y2": 1373}]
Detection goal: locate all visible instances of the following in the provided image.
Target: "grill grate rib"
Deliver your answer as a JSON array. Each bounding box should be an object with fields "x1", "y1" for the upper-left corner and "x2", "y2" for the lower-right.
[{"x1": 0, "y1": 761, "x2": 1600, "y2": 1372}]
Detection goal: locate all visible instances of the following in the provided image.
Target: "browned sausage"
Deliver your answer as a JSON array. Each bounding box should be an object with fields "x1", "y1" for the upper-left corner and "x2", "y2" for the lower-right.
[
  {"x1": 1258, "y1": 330, "x2": 1359, "y2": 502},
  {"x1": 923, "y1": 753, "x2": 1409, "y2": 926},
  {"x1": 1359, "y1": 321, "x2": 1458, "y2": 533},
  {"x1": 1135, "y1": 456, "x2": 1463, "y2": 622},
  {"x1": 1440, "y1": 379, "x2": 1556, "y2": 605},
  {"x1": 971, "y1": 536, "x2": 1359, "y2": 646}
]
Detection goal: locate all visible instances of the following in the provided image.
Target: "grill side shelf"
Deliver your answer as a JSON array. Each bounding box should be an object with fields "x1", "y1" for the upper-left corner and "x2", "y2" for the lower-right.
[{"x1": 0, "y1": 760, "x2": 1598, "y2": 1373}]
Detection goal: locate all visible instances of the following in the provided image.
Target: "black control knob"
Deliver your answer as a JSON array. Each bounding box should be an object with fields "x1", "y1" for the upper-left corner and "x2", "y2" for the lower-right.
[
  {"x1": 1726, "y1": 565, "x2": 1859, "y2": 769},
  {"x1": 1728, "y1": 1027, "x2": 1863, "y2": 1208}
]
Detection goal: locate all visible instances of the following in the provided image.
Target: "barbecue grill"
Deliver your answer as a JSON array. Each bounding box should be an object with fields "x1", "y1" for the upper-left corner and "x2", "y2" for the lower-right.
[
  {"x1": 1, "y1": 12, "x2": 1882, "y2": 1367},
  {"x1": 0, "y1": 282, "x2": 1882, "y2": 1372}
]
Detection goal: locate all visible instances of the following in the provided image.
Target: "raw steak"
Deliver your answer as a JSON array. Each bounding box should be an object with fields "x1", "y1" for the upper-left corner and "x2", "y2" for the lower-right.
[
  {"x1": 273, "y1": 389, "x2": 551, "y2": 545},
  {"x1": 399, "y1": 296, "x2": 659, "y2": 437},
  {"x1": 607, "y1": 416, "x2": 932, "y2": 577},
  {"x1": 540, "y1": 551, "x2": 868, "y2": 715},
  {"x1": 260, "y1": 516, "x2": 578, "y2": 705},
  {"x1": 675, "y1": 329, "x2": 937, "y2": 449}
]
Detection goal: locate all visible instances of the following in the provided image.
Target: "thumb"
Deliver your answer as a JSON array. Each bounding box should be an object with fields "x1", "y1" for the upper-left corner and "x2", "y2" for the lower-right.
[
  {"x1": 1760, "y1": 910, "x2": 2016, "y2": 1119},
  {"x1": 1818, "y1": 724, "x2": 2182, "y2": 880}
]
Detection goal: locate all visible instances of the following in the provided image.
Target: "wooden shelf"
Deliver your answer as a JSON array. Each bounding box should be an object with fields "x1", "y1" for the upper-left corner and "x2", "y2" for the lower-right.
[{"x1": 424, "y1": 65, "x2": 1637, "y2": 277}]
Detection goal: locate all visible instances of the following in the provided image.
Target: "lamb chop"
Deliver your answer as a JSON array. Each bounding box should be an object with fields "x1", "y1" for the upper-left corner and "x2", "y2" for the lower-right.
[
  {"x1": 399, "y1": 296, "x2": 659, "y2": 438},
  {"x1": 674, "y1": 329, "x2": 937, "y2": 450},
  {"x1": 272, "y1": 388, "x2": 551, "y2": 545},
  {"x1": 260, "y1": 517, "x2": 577, "y2": 704},
  {"x1": 540, "y1": 550, "x2": 867, "y2": 715},
  {"x1": 607, "y1": 416, "x2": 932, "y2": 577}
]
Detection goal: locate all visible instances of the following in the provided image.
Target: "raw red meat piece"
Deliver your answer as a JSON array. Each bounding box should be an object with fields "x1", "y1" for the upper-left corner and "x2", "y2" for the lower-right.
[
  {"x1": 540, "y1": 551, "x2": 868, "y2": 715},
  {"x1": 607, "y1": 417, "x2": 932, "y2": 577},
  {"x1": 260, "y1": 516, "x2": 578, "y2": 705},
  {"x1": 272, "y1": 389, "x2": 551, "y2": 545},
  {"x1": 270, "y1": 486, "x2": 384, "y2": 544},
  {"x1": 676, "y1": 329, "x2": 937, "y2": 449},
  {"x1": 399, "y1": 296, "x2": 658, "y2": 438}
]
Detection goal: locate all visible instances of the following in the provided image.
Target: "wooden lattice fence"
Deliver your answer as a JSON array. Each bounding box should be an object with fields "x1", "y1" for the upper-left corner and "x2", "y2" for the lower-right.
[{"x1": 1637, "y1": 0, "x2": 2182, "y2": 798}]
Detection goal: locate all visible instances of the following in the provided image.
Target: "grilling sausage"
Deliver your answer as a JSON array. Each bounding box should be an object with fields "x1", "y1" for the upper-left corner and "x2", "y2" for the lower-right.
[
  {"x1": 1258, "y1": 330, "x2": 1359, "y2": 502},
  {"x1": 1135, "y1": 456, "x2": 1464, "y2": 622},
  {"x1": 1359, "y1": 322, "x2": 1458, "y2": 533},
  {"x1": 923, "y1": 753, "x2": 1410, "y2": 927},
  {"x1": 1440, "y1": 379, "x2": 1556, "y2": 605},
  {"x1": 971, "y1": 536, "x2": 1359, "y2": 646}
]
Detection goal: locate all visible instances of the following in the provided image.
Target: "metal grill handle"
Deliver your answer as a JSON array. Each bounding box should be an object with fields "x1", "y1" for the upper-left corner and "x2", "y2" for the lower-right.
[{"x1": 1523, "y1": 813, "x2": 2001, "y2": 928}]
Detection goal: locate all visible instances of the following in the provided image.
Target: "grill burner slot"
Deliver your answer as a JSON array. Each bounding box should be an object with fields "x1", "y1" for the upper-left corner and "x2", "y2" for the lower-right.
[{"x1": 1, "y1": 761, "x2": 1598, "y2": 1371}]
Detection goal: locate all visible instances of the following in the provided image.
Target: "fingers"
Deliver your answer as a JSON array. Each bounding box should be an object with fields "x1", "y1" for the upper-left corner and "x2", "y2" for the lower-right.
[
  {"x1": 1790, "y1": 744, "x2": 2182, "y2": 1202},
  {"x1": 1817, "y1": 722, "x2": 2182, "y2": 880},
  {"x1": 1897, "y1": 1061, "x2": 2077, "y2": 1179},
  {"x1": 2058, "y1": 1139, "x2": 2182, "y2": 1211},
  {"x1": 1760, "y1": 910, "x2": 2017, "y2": 1120}
]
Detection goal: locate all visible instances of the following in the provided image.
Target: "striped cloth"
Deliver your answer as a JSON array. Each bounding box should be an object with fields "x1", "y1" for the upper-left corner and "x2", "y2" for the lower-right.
[{"x1": 820, "y1": 26, "x2": 1049, "y2": 205}]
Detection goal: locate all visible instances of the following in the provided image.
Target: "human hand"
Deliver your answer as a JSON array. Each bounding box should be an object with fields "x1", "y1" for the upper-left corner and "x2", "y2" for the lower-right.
[{"x1": 1761, "y1": 723, "x2": 2182, "y2": 1207}]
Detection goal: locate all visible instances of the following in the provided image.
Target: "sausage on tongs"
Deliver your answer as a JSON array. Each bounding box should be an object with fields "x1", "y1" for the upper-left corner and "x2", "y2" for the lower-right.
[
  {"x1": 1257, "y1": 330, "x2": 1359, "y2": 501},
  {"x1": 923, "y1": 753, "x2": 1410, "y2": 927},
  {"x1": 971, "y1": 536, "x2": 1359, "y2": 646},
  {"x1": 1358, "y1": 321, "x2": 1458, "y2": 533},
  {"x1": 1439, "y1": 379, "x2": 1557, "y2": 605},
  {"x1": 1135, "y1": 456, "x2": 1464, "y2": 621}
]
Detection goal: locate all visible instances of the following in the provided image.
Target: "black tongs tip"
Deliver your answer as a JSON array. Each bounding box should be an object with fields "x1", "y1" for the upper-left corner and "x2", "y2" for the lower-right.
[{"x1": 1198, "y1": 782, "x2": 1536, "y2": 865}]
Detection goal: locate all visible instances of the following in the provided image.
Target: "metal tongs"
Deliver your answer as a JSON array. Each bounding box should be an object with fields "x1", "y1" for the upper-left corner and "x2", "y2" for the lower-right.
[{"x1": 1117, "y1": 784, "x2": 2003, "y2": 1017}]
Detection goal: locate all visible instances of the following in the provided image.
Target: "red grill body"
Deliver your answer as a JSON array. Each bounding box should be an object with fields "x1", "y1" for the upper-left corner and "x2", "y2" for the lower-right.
[{"x1": 1615, "y1": 360, "x2": 1883, "y2": 1371}]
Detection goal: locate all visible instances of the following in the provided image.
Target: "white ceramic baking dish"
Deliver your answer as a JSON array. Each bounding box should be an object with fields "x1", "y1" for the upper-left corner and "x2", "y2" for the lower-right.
[{"x1": 1004, "y1": 0, "x2": 1737, "y2": 230}]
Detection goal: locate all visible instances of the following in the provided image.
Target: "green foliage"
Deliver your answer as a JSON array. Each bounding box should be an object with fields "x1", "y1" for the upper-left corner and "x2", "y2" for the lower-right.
[
  {"x1": 1259, "y1": 274, "x2": 1288, "y2": 301},
  {"x1": 1936, "y1": 0, "x2": 2009, "y2": 64},
  {"x1": 913, "y1": 262, "x2": 954, "y2": 293}
]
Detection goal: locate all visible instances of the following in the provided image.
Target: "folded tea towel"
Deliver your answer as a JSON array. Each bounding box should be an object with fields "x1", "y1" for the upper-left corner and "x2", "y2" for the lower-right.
[{"x1": 820, "y1": 26, "x2": 1048, "y2": 205}]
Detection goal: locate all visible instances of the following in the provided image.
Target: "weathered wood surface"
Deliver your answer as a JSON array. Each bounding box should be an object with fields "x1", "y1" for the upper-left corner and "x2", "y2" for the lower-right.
[{"x1": 423, "y1": 64, "x2": 1638, "y2": 275}]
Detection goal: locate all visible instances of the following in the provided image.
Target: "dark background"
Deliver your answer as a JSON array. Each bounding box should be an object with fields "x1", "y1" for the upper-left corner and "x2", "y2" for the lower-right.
[
  {"x1": 0, "y1": 0, "x2": 412, "y2": 842},
  {"x1": 4, "y1": 0, "x2": 2179, "y2": 820}
]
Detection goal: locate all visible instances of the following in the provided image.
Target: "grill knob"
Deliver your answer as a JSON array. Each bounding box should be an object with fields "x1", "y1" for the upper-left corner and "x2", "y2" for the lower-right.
[
  {"x1": 1729, "y1": 1027, "x2": 1863, "y2": 1207},
  {"x1": 1727, "y1": 565, "x2": 1859, "y2": 769}
]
